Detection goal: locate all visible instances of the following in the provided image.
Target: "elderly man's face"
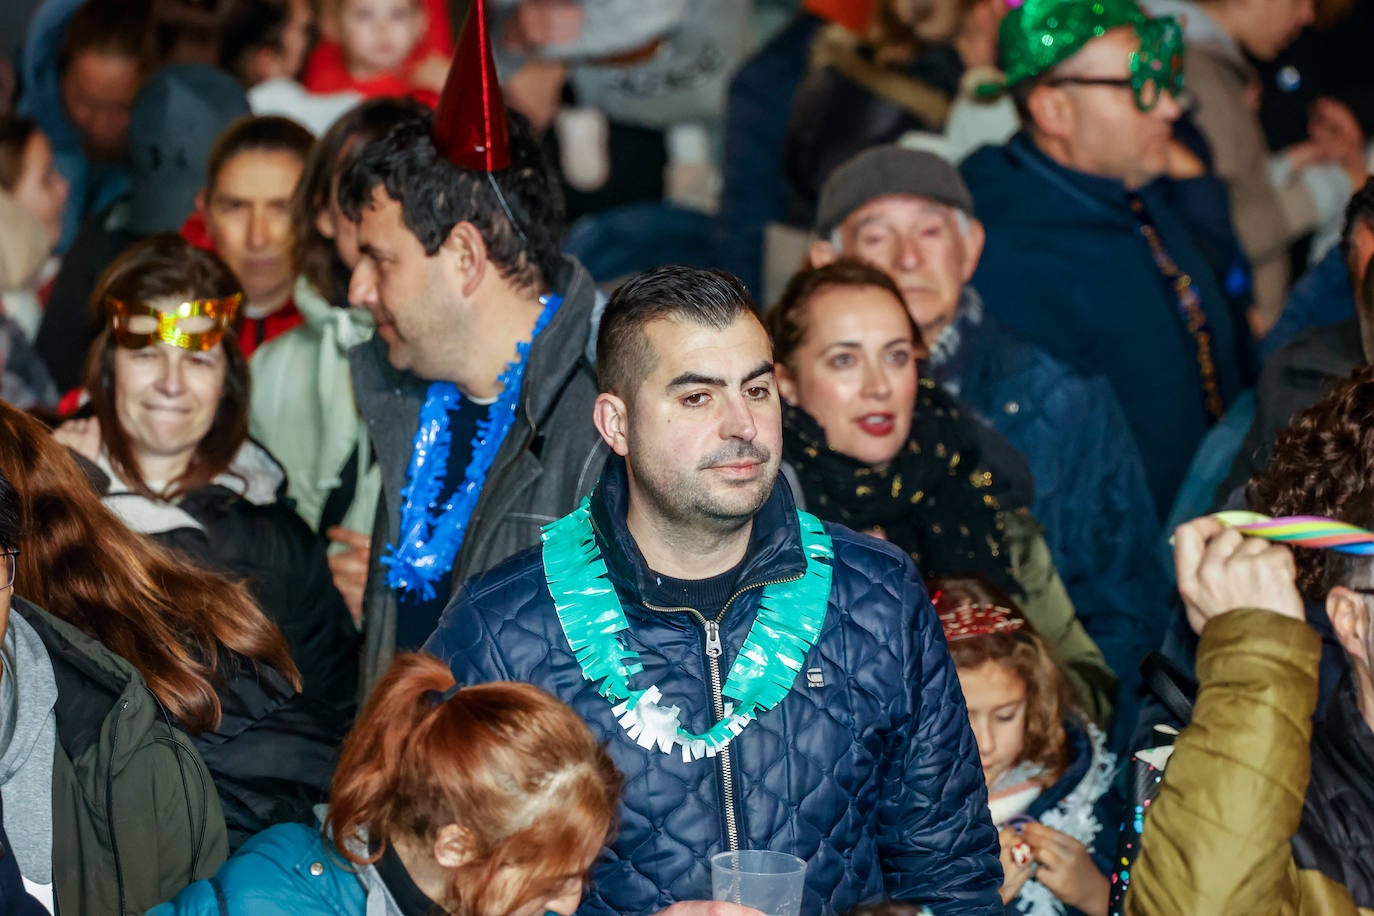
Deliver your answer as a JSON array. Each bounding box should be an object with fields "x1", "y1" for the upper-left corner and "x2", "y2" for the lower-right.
[
  {"x1": 1039, "y1": 27, "x2": 1182, "y2": 189},
  {"x1": 826, "y1": 194, "x2": 983, "y2": 343}
]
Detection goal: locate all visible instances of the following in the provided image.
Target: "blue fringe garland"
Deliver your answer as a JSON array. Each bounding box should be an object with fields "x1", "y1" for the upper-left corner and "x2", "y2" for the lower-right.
[{"x1": 383, "y1": 294, "x2": 562, "y2": 600}]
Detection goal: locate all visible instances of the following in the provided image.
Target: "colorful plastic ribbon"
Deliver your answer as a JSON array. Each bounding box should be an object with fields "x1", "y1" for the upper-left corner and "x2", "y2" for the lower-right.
[{"x1": 1211, "y1": 511, "x2": 1374, "y2": 555}]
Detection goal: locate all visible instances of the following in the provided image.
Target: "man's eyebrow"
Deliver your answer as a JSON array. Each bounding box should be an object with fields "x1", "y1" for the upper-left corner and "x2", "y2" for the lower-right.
[
  {"x1": 742, "y1": 361, "x2": 774, "y2": 383},
  {"x1": 667, "y1": 371, "x2": 726, "y2": 390}
]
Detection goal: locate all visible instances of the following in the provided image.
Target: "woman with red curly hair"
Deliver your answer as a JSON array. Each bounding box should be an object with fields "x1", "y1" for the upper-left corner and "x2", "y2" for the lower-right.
[
  {"x1": 933, "y1": 575, "x2": 1120, "y2": 916},
  {"x1": 151, "y1": 652, "x2": 623, "y2": 916}
]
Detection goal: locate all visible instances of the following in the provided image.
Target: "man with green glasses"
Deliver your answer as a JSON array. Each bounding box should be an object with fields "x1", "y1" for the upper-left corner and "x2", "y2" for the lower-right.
[{"x1": 960, "y1": 0, "x2": 1250, "y2": 525}]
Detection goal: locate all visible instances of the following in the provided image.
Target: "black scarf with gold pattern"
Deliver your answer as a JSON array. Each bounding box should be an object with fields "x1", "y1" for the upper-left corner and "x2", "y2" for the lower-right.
[{"x1": 782, "y1": 379, "x2": 1016, "y2": 593}]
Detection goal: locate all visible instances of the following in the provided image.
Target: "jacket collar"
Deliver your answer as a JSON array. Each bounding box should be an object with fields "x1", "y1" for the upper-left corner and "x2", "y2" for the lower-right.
[
  {"x1": 586, "y1": 455, "x2": 808, "y2": 622},
  {"x1": 1006, "y1": 131, "x2": 1148, "y2": 217}
]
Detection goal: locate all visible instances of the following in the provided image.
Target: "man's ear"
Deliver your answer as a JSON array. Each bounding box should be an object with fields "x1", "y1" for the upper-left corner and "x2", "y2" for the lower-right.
[
  {"x1": 775, "y1": 361, "x2": 800, "y2": 405},
  {"x1": 431, "y1": 824, "x2": 474, "y2": 870},
  {"x1": 194, "y1": 189, "x2": 207, "y2": 215},
  {"x1": 960, "y1": 216, "x2": 985, "y2": 283},
  {"x1": 1027, "y1": 85, "x2": 1073, "y2": 140},
  {"x1": 1328, "y1": 586, "x2": 1371, "y2": 666},
  {"x1": 592, "y1": 392, "x2": 630, "y2": 457},
  {"x1": 442, "y1": 222, "x2": 488, "y2": 298},
  {"x1": 315, "y1": 205, "x2": 337, "y2": 240},
  {"x1": 809, "y1": 238, "x2": 839, "y2": 268}
]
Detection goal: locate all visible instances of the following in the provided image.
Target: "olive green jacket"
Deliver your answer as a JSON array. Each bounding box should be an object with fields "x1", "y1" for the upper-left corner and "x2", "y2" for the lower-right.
[
  {"x1": 15, "y1": 598, "x2": 228, "y2": 914},
  {"x1": 1126, "y1": 609, "x2": 1373, "y2": 915}
]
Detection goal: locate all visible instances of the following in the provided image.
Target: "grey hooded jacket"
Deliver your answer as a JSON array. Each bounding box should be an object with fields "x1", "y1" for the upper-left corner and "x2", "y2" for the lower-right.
[{"x1": 351, "y1": 254, "x2": 606, "y2": 691}]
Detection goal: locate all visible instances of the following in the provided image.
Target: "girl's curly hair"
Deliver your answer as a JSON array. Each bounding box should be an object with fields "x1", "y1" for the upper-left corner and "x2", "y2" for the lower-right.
[{"x1": 1247, "y1": 364, "x2": 1374, "y2": 600}]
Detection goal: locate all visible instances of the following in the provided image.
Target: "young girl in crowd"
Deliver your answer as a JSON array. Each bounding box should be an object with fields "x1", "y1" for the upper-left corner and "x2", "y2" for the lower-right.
[
  {"x1": 302, "y1": 0, "x2": 451, "y2": 102},
  {"x1": 151, "y1": 652, "x2": 624, "y2": 915},
  {"x1": 933, "y1": 575, "x2": 1118, "y2": 916}
]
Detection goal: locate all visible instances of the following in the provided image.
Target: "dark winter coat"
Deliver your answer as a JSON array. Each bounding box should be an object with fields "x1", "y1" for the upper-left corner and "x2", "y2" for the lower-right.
[
  {"x1": 89, "y1": 445, "x2": 361, "y2": 710},
  {"x1": 1219, "y1": 317, "x2": 1364, "y2": 502},
  {"x1": 961, "y1": 133, "x2": 1249, "y2": 516},
  {"x1": 353, "y1": 255, "x2": 606, "y2": 691},
  {"x1": 943, "y1": 311, "x2": 1168, "y2": 701},
  {"x1": 189, "y1": 657, "x2": 344, "y2": 851},
  {"x1": 424, "y1": 458, "x2": 1003, "y2": 915},
  {"x1": 16, "y1": 598, "x2": 229, "y2": 914}
]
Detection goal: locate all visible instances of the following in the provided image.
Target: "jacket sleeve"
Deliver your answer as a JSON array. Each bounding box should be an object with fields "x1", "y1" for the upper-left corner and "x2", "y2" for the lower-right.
[
  {"x1": 422, "y1": 576, "x2": 519, "y2": 686},
  {"x1": 102, "y1": 721, "x2": 229, "y2": 914},
  {"x1": 1001, "y1": 509, "x2": 1117, "y2": 725},
  {"x1": 265, "y1": 506, "x2": 361, "y2": 711},
  {"x1": 880, "y1": 562, "x2": 1003, "y2": 913},
  {"x1": 1046, "y1": 375, "x2": 1168, "y2": 708},
  {"x1": 1125, "y1": 609, "x2": 1320, "y2": 916}
]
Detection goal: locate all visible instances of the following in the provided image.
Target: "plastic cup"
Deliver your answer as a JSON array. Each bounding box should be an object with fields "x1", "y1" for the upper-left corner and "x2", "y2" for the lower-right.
[{"x1": 710, "y1": 850, "x2": 807, "y2": 916}]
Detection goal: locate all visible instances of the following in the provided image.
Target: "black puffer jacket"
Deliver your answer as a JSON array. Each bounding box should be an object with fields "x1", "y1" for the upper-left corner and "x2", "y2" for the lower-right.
[
  {"x1": 190, "y1": 655, "x2": 345, "y2": 851},
  {"x1": 91, "y1": 443, "x2": 360, "y2": 710},
  {"x1": 425, "y1": 458, "x2": 1002, "y2": 915}
]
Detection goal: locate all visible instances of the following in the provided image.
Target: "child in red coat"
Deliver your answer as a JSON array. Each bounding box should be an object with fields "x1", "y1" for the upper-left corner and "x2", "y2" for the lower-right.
[{"x1": 303, "y1": 0, "x2": 451, "y2": 105}]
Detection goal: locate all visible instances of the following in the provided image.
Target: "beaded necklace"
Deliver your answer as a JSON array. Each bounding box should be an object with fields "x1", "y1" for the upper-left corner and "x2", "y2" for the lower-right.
[
  {"x1": 384, "y1": 293, "x2": 562, "y2": 599},
  {"x1": 541, "y1": 499, "x2": 833, "y2": 762}
]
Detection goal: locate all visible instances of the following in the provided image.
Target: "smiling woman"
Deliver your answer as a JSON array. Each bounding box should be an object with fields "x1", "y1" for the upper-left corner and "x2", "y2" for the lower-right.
[{"x1": 54, "y1": 234, "x2": 361, "y2": 719}]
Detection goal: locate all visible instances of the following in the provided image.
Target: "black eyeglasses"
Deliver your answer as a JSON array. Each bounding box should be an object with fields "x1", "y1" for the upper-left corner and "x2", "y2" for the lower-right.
[
  {"x1": 1, "y1": 550, "x2": 16, "y2": 591},
  {"x1": 1044, "y1": 76, "x2": 1195, "y2": 114}
]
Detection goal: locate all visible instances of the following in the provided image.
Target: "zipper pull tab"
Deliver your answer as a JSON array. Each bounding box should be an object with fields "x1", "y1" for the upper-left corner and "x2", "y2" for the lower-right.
[{"x1": 704, "y1": 620, "x2": 723, "y2": 659}]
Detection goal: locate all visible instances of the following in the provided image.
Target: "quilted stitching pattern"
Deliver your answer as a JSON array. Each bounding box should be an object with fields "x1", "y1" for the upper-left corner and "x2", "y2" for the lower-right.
[{"x1": 426, "y1": 494, "x2": 1002, "y2": 916}]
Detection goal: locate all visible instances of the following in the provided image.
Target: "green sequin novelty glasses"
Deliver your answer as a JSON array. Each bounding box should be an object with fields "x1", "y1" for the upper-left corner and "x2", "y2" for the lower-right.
[{"x1": 1046, "y1": 16, "x2": 1187, "y2": 112}]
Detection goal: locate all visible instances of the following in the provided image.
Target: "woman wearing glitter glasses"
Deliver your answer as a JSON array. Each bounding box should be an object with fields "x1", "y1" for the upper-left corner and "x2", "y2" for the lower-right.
[{"x1": 52, "y1": 233, "x2": 359, "y2": 711}]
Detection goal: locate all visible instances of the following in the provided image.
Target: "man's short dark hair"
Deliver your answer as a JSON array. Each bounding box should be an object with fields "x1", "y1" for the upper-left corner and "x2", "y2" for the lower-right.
[
  {"x1": 337, "y1": 110, "x2": 565, "y2": 295},
  {"x1": 204, "y1": 114, "x2": 313, "y2": 191},
  {"x1": 0, "y1": 468, "x2": 20, "y2": 551},
  {"x1": 596, "y1": 265, "x2": 757, "y2": 400}
]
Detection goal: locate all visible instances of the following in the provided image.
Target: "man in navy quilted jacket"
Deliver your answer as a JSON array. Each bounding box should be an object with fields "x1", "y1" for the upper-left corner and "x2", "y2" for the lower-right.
[{"x1": 424, "y1": 265, "x2": 1003, "y2": 915}]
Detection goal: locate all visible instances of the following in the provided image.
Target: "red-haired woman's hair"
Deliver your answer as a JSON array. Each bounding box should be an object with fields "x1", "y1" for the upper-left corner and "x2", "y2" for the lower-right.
[
  {"x1": 328, "y1": 654, "x2": 623, "y2": 916},
  {"x1": 931, "y1": 574, "x2": 1074, "y2": 784},
  {"x1": 0, "y1": 401, "x2": 299, "y2": 732}
]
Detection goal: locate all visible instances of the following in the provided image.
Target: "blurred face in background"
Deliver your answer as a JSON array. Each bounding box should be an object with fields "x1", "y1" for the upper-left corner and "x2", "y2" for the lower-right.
[
  {"x1": 1030, "y1": 28, "x2": 1183, "y2": 189},
  {"x1": 200, "y1": 148, "x2": 304, "y2": 313},
  {"x1": 334, "y1": 0, "x2": 425, "y2": 77},
  {"x1": 11, "y1": 130, "x2": 70, "y2": 248},
  {"x1": 61, "y1": 50, "x2": 141, "y2": 161}
]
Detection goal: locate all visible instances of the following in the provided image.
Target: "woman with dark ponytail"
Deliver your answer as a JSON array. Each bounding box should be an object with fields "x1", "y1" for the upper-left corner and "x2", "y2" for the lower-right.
[{"x1": 152, "y1": 653, "x2": 624, "y2": 916}]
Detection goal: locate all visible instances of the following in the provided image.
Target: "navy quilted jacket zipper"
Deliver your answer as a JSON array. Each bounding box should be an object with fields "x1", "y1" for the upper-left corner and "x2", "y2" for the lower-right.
[
  {"x1": 107, "y1": 699, "x2": 129, "y2": 915},
  {"x1": 647, "y1": 572, "x2": 801, "y2": 853}
]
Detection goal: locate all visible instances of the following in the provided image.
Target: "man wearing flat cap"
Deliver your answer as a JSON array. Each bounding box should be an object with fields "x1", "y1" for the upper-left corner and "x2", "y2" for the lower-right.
[
  {"x1": 960, "y1": 0, "x2": 1250, "y2": 523},
  {"x1": 812, "y1": 143, "x2": 1165, "y2": 734}
]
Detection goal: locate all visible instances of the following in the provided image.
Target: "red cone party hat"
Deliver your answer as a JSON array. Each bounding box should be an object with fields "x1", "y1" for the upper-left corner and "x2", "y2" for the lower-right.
[{"x1": 432, "y1": 0, "x2": 510, "y2": 172}]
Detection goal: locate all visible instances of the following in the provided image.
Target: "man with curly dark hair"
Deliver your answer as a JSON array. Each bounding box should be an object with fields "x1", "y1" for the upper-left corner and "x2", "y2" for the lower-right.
[{"x1": 337, "y1": 8, "x2": 605, "y2": 690}]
